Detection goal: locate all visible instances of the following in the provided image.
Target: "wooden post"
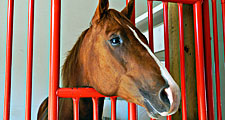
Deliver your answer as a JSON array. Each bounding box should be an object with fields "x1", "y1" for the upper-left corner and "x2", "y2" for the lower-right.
[{"x1": 168, "y1": 3, "x2": 198, "y2": 119}]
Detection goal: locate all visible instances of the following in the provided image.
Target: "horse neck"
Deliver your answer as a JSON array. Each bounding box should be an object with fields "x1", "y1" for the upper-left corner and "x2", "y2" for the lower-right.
[{"x1": 62, "y1": 29, "x2": 90, "y2": 88}]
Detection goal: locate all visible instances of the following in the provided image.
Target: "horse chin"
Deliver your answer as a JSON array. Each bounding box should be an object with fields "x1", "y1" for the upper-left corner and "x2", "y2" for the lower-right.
[{"x1": 143, "y1": 98, "x2": 166, "y2": 119}]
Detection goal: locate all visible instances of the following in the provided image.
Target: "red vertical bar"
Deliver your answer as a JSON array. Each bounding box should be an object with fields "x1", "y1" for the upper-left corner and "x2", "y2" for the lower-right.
[
  {"x1": 128, "y1": 103, "x2": 137, "y2": 120},
  {"x1": 110, "y1": 97, "x2": 117, "y2": 120},
  {"x1": 178, "y1": 3, "x2": 187, "y2": 120},
  {"x1": 203, "y1": 0, "x2": 215, "y2": 119},
  {"x1": 92, "y1": 97, "x2": 99, "y2": 120},
  {"x1": 25, "y1": 0, "x2": 34, "y2": 120},
  {"x1": 163, "y1": 2, "x2": 171, "y2": 120},
  {"x1": 222, "y1": 0, "x2": 225, "y2": 60},
  {"x1": 193, "y1": 2, "x2": 207, "y2": 120},
  {"x1": 147, "y1": 0, "x2": 154, "y2": 51},
  {"x1": 73, "y1": 98, "x2": 79, "y2": 120},
  {"x1": 211, "y1": 0, "x2": 222, "y2": 119},
  {"x1": 148, "y1": 1, "x2": 154, "y2": 120},
  {"x1": 126, "y1": 0, "x2": 137, "y2": 120},
  {"x1": 48, "y1": 0, "x2": 60, "y2": 119},
  {"x1": 163, "y1": 2, "x2": 170, "y2": 71},
  {"x1": 3, "y1": 0, "x2": 14, "y2": 120}
]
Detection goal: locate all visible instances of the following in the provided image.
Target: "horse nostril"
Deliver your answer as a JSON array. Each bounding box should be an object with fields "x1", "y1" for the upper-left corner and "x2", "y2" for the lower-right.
[{"x1": 159, "y1": 87, "x2": 170, "y2": 108}]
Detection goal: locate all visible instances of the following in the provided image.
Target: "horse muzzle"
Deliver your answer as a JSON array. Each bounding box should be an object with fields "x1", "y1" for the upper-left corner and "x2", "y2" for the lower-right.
[{"x1": 140, "y1": 84, "x2": 181, "y2": 119}]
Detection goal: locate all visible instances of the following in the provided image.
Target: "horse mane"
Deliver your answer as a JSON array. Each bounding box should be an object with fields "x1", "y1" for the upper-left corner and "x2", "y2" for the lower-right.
[{"x1": 61, "y1": 28, "x2": 89, "y2": 87}]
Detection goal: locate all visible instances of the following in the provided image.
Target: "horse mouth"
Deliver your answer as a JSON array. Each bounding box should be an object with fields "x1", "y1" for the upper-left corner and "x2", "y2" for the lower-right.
[
  {"x1": 143, "y1": 98, "x2": 161, "y2": 118},
  {"x1": 140, "y1": 88, "x2": 171, "y2": 119}
]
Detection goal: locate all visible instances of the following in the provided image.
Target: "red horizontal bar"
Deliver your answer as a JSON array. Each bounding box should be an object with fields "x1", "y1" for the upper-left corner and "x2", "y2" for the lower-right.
[
  {"x1": 56, "y1": 88, "x2": 110, "y2": 98},
  {"x1": 148, "y1": 0, "x2": 201, "y2": 4}
]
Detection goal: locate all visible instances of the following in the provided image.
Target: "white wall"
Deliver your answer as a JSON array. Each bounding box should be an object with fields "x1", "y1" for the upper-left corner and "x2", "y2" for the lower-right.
[{"x1": 0, "y1": 0, "x2": 224, "y2": 120}]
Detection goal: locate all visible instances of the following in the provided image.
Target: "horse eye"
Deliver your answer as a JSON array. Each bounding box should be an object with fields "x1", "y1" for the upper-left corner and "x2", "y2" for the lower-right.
[{"x1": 109, "y1": 36, "x2": 122, "y2": 46}]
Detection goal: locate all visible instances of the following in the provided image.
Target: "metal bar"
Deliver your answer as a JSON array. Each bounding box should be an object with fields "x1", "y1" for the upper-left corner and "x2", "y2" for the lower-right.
[
  {"x1": 148, "y1": 1, "x2": 155, "y2": 120},
  {"x1": 148, "y1": 0, "x2": 200, "y2": 4},
  {"x1": 147, "y1": 0, "x2": 154, "y2": 51},
  {"x1": 128, "y1": 103, "x2": 136, "y2": 120},
  {"x1": 163, "y1": 2, "x2": 170, "y2": 71},
  {"x1": 92, "y1": 97, "x2": 99, "y2": 120},
  {"x1": 193, "y1": 2, "x2": 207, "y2": 120},
  {"x1": 211, "y1": 0, "x2": 222, "y2": 119},
  {"x1": 178, "y1": 3, "x2": 187, "y2": 120},
  {"x1": 25, "y1": 0, "x2": 34, "y2": 120},
  {"x1": 110, "y1": 97, "x2": 117, "y2": 120},
  {"x1": 222, "y1": 0, "x2": 225, "y2": 60},
  {"x1": 202, "y1": 0, "x2": 215, "y2": 119},
  {"x1": 56, "y1": 88, "x2": 107, "y2": 98},
  {"x1": 48, "y1": 0, "x2": 61, "y2": 119},
  {"x1": 73, "y1": 98, "x2": 79, "y2": 120},
  {"x1": 162, "y1": 2, "x2": 172, "y2": 120},
  {"x1": 3, "y1": 0, "x2": 14, "y2": 120}
]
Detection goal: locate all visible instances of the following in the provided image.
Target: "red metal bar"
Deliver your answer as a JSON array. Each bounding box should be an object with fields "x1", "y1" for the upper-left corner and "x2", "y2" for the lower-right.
[
  {"x1": 203, "y1": 0, "x2": 215, "y2": 119},
  {"x1": 148, "y1": 1, "x2": 154, "y2": 120},
  {"x1": 110, "y1": 97, "x2": 117, "y2": 120},
  {"x1": 163, "y1": 2, "x2": 170, "y2": 71},
  {"x1": 148, "y1": 0, "x2": 199, "y2": 4},
  {"x1": 25, "y1": 0, "x2": 34, "y2": 120},
  {"x1": 3, "y1": 0, "x2": 14, "y2": 120},
  {"x1": 147, "y1": 0, "x2": 154, "y2": 51},
  {"x1": 211, "y1": 0, "x2": 222, "y2": 119},
  {"x1": 163, "y1": 2, "x2": 172, "y2": 120},
  {"x1": 73, "y1": 98, "x2": 79, "y2": 120},
  {"x1": 126, "y1": 0, "x2": 137, "y2": 119},
  {"x1": 177, "y1": 3, "x2": 187, "y2": 120},
  {"x1": 48, "y1": 0, "x2": 61, "y2": 119},
  {"x1": 193, "y1": 2, "x2": 207, "y2": 120},
  {"x1": 222, "y1": 0, "x2": 225, "y2": 60},
  {"x1": 92, "y1": 97, "x2": 99, "y2": 120},
  {"x1": 128, "y1": 103, "x2": 137, "y2": 120},
  {"x1": 56, "y1": 88, "x2": 108, "y2": 98}
]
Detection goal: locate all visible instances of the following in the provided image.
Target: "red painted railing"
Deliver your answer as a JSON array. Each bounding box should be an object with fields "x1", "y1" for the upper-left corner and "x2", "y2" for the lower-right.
[
  {"x1": 3, "y1": 0, "x2": 14, "y2": 120},
  {"x1": 25, "y1": 0, "x2": 34, "y2": 120},
  {"x1": 2, "y1": 0, "x2": 224, "y2": 120},
  {"x1": 177, "y1": 3, "x2": 187, "y2": 120}
]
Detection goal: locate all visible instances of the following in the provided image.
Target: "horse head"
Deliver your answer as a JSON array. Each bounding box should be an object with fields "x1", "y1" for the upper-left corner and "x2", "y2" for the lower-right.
[{"x1": 76, "y1": 0, "x2": 180, "y2": 118}]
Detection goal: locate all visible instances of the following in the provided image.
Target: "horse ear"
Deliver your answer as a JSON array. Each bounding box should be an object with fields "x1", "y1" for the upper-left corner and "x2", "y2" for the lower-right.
[
  {"x1": 92, "y1": 0, "x2": 109, "y2": 24},
  {"x1": 121, "y1": 0, "x2": 134, "y2": 19}
]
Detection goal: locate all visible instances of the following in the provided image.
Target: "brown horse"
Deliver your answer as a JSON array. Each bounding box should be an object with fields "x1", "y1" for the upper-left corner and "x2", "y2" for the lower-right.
[{"x1": 37, "y1": 0, "x2": 181, "y2": 119}]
